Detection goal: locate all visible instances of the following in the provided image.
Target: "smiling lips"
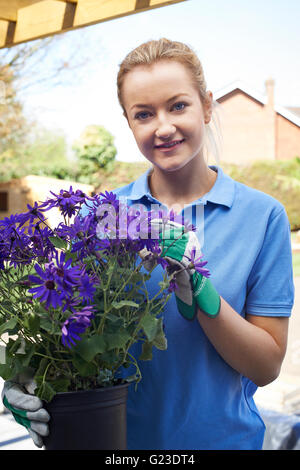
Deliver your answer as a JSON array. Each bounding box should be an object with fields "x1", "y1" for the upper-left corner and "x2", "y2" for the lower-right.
[{"x1": 155, "y1": 139, "x2": 185, "y2": 151}]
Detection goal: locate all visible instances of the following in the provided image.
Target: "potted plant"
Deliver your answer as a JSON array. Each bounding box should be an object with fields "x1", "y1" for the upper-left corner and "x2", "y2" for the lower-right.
[{"x1": 0, "y1": 187, "x2": 184, "y2": 450}]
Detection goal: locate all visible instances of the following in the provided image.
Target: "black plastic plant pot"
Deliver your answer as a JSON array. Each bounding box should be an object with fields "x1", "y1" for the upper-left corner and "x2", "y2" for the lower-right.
[{"x1": 43, "y1": 382, "x2": 129, "y2": 450}]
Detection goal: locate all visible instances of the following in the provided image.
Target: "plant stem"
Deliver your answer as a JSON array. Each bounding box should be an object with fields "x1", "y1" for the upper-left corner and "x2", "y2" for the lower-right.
[{"x1": 34, "y1": 352, "x2": 72, "y2": 363}]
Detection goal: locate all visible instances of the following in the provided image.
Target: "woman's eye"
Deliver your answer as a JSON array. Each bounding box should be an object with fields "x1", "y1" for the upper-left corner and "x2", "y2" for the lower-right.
[
  {"x1": 173, "y1": 102, "x2": 186, "y2": 111},
  {"x1": 135, "y1": 111, "x2": 150, "y2": 120}
]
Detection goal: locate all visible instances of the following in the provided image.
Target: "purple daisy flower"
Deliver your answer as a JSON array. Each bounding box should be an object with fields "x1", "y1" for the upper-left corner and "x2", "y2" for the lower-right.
[
  {"x1": 78, "y1": 272, "x2": 97, "y2": 303},
  {"x1": 100, "y1": 191, "x2": 118, "y2": 208},
  {"x1": 187, "y1": 247, "x2": 211, "y2": 277},
  {"x1": 17, "y1": 202, "x2": 47, "y2": 227},
  {"x1": 59, "y1": 214, "x2": 91, "y2": 241},
  {"x1": 28, "y1": 263, "x2": 63, "y2": 309},
  {"x1": 0, "y1": 213, "x2": 21, "y2": 232},
  {"x1": 39, "y1": 186, "x2": 86, "y2": 218},
  {"x1": 61, "y1": 306, "x2": 95, "y2": 348},
  {"x1": 53, "y1": 251, "x2": 83, "y2": 294},
  {"x1": 27, "y1": 223, "x2": 55, "y2": 259}
]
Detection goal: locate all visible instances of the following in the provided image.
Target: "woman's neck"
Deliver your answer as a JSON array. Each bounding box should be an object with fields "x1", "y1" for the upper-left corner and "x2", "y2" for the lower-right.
[{"x1": 148, "y1": 158, "x2": 217, "y2": 211}]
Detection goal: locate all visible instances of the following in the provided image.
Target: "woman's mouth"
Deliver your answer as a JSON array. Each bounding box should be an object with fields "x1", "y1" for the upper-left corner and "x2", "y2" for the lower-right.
[{"x1": 155, "y1": 139, "x2": 185, "y2": 152}]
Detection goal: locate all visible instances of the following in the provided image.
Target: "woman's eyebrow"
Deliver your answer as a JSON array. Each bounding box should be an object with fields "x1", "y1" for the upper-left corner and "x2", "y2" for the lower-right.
[{"x1": 130, "y1": 93, "x2": 190, "y2": 111}]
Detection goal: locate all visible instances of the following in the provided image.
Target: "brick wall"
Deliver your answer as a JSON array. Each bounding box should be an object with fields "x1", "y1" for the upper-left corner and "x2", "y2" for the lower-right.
[
  {"x1": 215, "y1": 79, "x2": 300, "y2": 164},
  {"x1": 276, "y1": 114, "x2": 300, "y2": 160},
  {"x1": 217, "y1": 89, "x2": 275, "y2": 165}
]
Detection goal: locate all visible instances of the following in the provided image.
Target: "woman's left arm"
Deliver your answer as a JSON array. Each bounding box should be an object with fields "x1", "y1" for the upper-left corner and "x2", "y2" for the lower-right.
[{"x1": 197, "y1": 296, "x2": 289, "y2": 387}]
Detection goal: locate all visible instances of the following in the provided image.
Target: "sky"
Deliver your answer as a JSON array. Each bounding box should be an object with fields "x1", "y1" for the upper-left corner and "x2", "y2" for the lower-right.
[{"x1": 17, "y1": 0, "x2": 300, "y2": 163}]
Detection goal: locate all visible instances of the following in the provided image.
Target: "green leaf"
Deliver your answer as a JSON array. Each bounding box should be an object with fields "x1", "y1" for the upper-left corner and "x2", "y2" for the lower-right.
[
  {"x1": 129, "y1": 272, "x2": 145, "y2": 283},
  {"x1": 35, "y1": 357, "x2": 48, "y2": 378},
  {"x1": 139, "y1": 341, "x2": 153, "y2": 361},
  {"x1": 24, "y1": 313, "x2": 40, "y2": 335},
  {"x1": 111, "y1": 300, "x2": 139, "y2": 309},
  {"x1": 140, "y1": 314, "x2": 159, "y2": 342},
  {"x1": 40, "y1": 317, "x2": 54, "y2": 333},
  {"x1": 75, "y1": 335, "x2": 106, "y2": 362},
  {"x1": 124, "y1": 373, "x2": 140, "y2": 383},
  {"x1": 0, "y1": 318, "x2": 18, "y2": 336},
  {"x1": 51, "y1": 378, "x2": 71, "y2": 393},
  {"x1": 0, "y1": 363, "x2": 14, "y2": 380},
  {"x1": 64, "y1": 251, "x2": 77, "y2": 263},
  {"x1": 105, "y1": 313, "x2": 120, "y2": 322},
  {"x1": 1, "y1": 354, "x2": 22, "y2": 378},
  {"x1": 6, "y1": 337, "x2": 23, "y2": 356},
  {"x1": 72, "y1": 356, "x2": 98, "y2": 377},
  {"x1": 49, "y1": 236, "x2": 68, "y2": 250},
  {"x1": 100, "y1": 350, "x2": 119, "y2": 366},
  {"x1": 105, "y1": 330, "x2": 131, "y2": 351},
  {"x1": 152, "y1": 318, "x2": 167, "y2": 351},
  {"x1": 35, "y1": 381, "x2": 56, "y2": 403},
  {"x1": 22, "y1": 343, "x2": 36, "y2": 367}
]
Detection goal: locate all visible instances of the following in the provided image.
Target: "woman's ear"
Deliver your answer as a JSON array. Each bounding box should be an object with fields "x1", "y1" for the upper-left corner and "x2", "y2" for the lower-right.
[{"x1": 204, "y1": 91, "x2": 213, "y2": 124}]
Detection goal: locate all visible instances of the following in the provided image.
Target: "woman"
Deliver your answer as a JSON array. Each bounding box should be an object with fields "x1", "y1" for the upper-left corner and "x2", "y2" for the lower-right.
[
  {"x1": 2, "y1": 38, "x2": 294, "y2": 450},
  {"x1": 112, "y1": 38, "x2": 294, "y2": 450}
]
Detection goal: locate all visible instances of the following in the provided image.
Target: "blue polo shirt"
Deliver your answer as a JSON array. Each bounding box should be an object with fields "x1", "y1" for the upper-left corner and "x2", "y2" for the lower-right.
[{"x1": 91, "y1": 165, "x2": 295, "y2": 450}]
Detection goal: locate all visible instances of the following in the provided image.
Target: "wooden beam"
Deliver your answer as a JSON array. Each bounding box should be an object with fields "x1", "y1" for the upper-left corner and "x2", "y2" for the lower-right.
[
  {"x1": 74, "y1": 0, "x2": 136, "y2": 27},
  {"x1": 0, "y1": 0, "x2": 187, "y2": 48},
  {"x1": 0, "y1": 19, "x2": 8, "y2": 47},
  {"x1": 14, "y1": 1, "x2": 67, "y2": 43},
  {"x1": 74, "y1": 0, "x2": 185, "y2": 28},
  {"x1": 0, "y1": 1, "x2": 41, "y2": 22},
  {"x1": 150, "y1": 0, "x2": 180, "y2": 4}
]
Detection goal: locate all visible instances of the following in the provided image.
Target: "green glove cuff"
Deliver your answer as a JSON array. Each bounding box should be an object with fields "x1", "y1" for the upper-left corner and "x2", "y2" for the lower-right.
[
  {"x1": 3, "y1": 395, "x2": 31, "y2": 430},
  {"x1": 175, "y1": 295, "x2": 198, "y2": 321},
  {"x1": 192, "y1": 272, "x2": 221, "y2": 318}
]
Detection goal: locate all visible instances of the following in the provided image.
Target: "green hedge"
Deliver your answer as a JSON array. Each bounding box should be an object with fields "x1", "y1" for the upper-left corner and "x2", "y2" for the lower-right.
[
  {"x1": 222, "y1": 157, "x2": 300, "y2": 231},
  {"x1": 93, "y1": 157, "x2": 300, "y2": 231}
]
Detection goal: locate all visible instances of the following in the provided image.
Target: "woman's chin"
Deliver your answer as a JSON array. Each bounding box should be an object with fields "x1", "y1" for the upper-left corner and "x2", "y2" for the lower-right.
[{"x1": 154, "y1": 157, "x2": 194, "y2": 173}]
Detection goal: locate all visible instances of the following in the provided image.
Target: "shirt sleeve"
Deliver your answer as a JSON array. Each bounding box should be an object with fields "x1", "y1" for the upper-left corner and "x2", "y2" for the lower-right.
[{"x1": 246, "y1": 207, "x2": 295, "y2": 317}]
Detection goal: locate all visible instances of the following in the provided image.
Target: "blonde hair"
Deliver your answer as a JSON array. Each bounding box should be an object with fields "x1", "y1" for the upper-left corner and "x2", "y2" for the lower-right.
[{"x1": 117, "y1": 38, "x2": 223, "y2": 165}]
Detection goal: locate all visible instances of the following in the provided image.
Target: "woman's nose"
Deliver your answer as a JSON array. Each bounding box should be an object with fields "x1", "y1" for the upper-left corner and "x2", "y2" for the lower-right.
[{"x1": 155, "y1": 117, "x2": 176, "y2": 140}]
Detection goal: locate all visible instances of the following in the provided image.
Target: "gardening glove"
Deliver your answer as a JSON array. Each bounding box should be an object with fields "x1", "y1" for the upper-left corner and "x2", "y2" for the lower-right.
[
  {"x1": 2, "y1": 374, "x2": 50, "y2": 448},
  {"x1": 140, "y1": 219, "x2": 220, "y2": 321}
]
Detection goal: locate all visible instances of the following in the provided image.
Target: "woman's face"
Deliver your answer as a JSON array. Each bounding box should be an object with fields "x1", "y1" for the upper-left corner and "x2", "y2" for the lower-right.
[{"x1": 122, "y1": 60, "x2": 212, "y2": 173}]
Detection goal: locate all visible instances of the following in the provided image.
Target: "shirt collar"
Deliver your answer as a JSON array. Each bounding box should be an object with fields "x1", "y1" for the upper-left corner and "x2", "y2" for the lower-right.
[{"x1": 127, "y1": 165, "x2": 235, "y2": 209}]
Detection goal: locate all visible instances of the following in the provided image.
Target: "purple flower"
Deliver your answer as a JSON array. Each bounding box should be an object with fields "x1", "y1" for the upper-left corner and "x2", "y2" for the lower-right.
[
  {"x1": 0, "y1": 213, "x2": 21, "y2": 232},
  {"x1": 53, "y1": 251, "x2": 83, "y2": 295},
  {"x1": 0, "y1": 220, "x2": 35, "y2": 267},
  {"x1": 59, "y1": 215, "x2": 91, "y2": 242},
  {"x1": 78, "y1": 272, "x2": 97, "y2": 303},
  {"x1": 168, "y1": 278, "x2": 178, "y2": 293},
  {"x1": 17, "y1": 202, "x2": 47, "y2": 227},
  {"x1": 25, "y1": 223, "x2": 52, "y2": 259},
  {"x1": 61, "y1": 296, "x2": 81, "y2": 313},
  {"x1": 39, "y1": 186, "x2": 88, "y2": 218},
  {"x1": 187, "y1": 247, "x2": 210, "y2": 277},
  {"x1": 157, "y1": 257, "x2": 169, "y2": 270},
  {"x1": 100, "y1": 191, "x2": 118, "y2": 209},
  {"x1": 28, "y1": 263, "x2": 63, "y2": 309},
  {"x1": 61, "y1": 306, "x2": 95, "y2": 348},
  {"x1": 127, "y1": 207, "x2": 150, "y2": 240}
]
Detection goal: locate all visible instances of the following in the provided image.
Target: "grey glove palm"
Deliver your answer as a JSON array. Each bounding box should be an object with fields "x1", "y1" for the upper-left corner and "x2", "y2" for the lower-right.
[{"x1": 2, "y1": 377, "x2": 50, "y2": 448}]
